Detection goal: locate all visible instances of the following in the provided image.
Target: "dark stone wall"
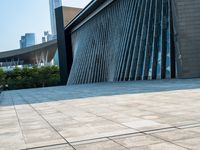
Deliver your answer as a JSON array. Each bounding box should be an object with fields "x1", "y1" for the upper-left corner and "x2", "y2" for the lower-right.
[
  {"x1": 56, "y1": 7, "x2": 73, "y2": 85},
  {"x1": 172, "y1": 0, "x2": 200, "y2": 78},
  {"x1": 67, "y1": 0, "x2": 175, "y2": 84}
]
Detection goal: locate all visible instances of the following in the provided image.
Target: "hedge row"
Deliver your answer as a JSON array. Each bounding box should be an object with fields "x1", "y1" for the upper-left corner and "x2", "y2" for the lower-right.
[{"x1": 0, "y1": 66, "x2": 60, "y2": 90}]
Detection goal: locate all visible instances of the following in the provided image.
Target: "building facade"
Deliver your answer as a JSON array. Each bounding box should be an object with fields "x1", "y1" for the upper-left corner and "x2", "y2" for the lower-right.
[
  {"x1": 172, "y1": 0, "x2": 200, "y2": 78},
  {"x1": 20, "y1": 33, "x2": 36, "y2": 48},
  {"x1": 42, "y1": 31, "x2": 55, "y2": 43},
  {"x1": 59, "y1": 0, "x2": 200, "y2": 85},
  {"x1": 49, "y1": 0, "x2": 62, "y2": 38},
  {"x1": 55, "y1": 6, "x2": 81, "y2": 84}
]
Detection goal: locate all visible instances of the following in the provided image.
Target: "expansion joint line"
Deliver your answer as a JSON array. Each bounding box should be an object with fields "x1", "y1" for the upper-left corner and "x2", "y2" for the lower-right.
[
  {"x1": 107, "y1": 137, "x2": 130, "y2": 150},
  {"x1": 148, "y1": 132, "x2": 192, "y2": 150},
  {"x1": 10, "y1": 94, "x2": 27, "y2": 147}
]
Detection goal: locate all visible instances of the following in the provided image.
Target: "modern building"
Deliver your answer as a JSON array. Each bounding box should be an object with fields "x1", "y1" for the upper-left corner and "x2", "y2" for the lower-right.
[
  {"x1": 42, "y1": 37, "x2": 46, "y2": 43},
  {"x1": 49, "y1": 0, "x2": 62, "y2": 39},
  {"x1": 0, "y1": 40, "x2": 57, "y2": 68},
  {"x1": 20, "y1": 33, "x2": 36, "y2": 48},
  {"x1": 57, "y1": 0, "x2": 200, "y2": 85},
  {"x1": 42, "y1": 31, "x2": 55, "y2": 43}
]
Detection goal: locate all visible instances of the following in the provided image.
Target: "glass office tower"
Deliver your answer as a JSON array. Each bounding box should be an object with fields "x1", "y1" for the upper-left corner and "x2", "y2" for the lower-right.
[
  {"x1": 49, "y1": 0, "x2": 62, "y2": 38},
  {"x1": 20, "y1": 33, "x2": 35, "y2": 48}
]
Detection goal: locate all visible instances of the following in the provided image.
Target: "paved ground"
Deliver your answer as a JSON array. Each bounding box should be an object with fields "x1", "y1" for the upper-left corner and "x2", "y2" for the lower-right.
[{"x1": 1, "y1": 79, "x2": 200, "y2": 150}]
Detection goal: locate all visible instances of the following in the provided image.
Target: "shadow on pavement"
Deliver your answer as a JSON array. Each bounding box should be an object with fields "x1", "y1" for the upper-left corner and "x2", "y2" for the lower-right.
[{"x1": 1, "y1": 78, "x2": 200, "y2": 106}]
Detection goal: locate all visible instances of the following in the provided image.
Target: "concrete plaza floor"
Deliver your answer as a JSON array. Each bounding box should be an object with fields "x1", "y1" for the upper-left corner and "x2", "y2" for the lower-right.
[{"x1": 1, "y1": 79, "x2": 200, "y2": 150}]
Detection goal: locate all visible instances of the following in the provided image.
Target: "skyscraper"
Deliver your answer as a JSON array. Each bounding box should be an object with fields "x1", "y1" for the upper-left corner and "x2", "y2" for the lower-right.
[
  {"x1": 20, "y1": 33, "x2": 35, "y2": 48},
  {"x1": 49, "y1": 0, "x2": 62, "y2": 38}
]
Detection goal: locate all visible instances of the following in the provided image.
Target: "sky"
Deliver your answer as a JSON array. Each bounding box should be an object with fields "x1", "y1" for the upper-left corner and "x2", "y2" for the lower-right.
[{"x1": 0, "y1": 0, "x2": 91, "y2": 52}]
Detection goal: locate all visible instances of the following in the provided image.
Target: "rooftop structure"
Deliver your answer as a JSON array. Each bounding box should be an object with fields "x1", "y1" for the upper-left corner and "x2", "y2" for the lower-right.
[{"x1": 0, "y1": 40, "x2": 57, "y2": 67}]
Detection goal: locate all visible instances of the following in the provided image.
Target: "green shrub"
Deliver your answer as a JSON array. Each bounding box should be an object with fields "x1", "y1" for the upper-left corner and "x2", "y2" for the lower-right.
[
  {"x1": 1, "y1": 66, "x2": 60, "y2": 90},
  {"x1": 0, "y1": 68, "x2": 6, "y2": 90}
]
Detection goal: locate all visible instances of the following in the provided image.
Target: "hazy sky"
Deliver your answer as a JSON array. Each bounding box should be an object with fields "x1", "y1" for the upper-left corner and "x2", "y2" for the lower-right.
[{"x1": 0, "y1": 0, "x2": 91, "y2": 52}]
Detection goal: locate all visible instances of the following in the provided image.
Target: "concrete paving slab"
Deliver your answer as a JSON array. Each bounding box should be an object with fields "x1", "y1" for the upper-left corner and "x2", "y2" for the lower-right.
[
  {"x1": 74, "y1": 140, "x2": 127, "y2": 150},
  {"x1": 152, "y1": 129, "x2": 200, "y2": 141},
  {"x1": 174, "y1": 137, "x2": 200, "y2": 150},
  {"x1": 112, "y1": 134, "x2": 163, "y2": 148},
  {"x1": 1, "y1": 79, "x2": 200, "y2": 149},
  {"x1": 129, "y1": 142, "x2": 188, "y2": 150}
]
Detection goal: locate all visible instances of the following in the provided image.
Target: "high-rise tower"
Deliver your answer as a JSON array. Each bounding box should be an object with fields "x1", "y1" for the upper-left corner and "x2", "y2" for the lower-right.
[
  {"x1": 49, "y1": 0, "x2": 62, "y2": 38},
  {"x1": 20, "y1": 33, "x2": 35, "y2": 48}
]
